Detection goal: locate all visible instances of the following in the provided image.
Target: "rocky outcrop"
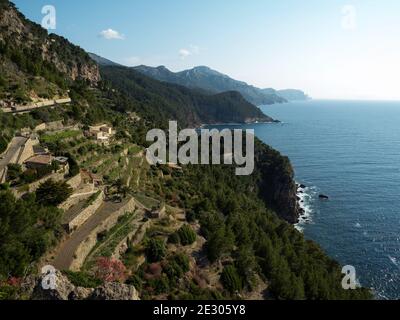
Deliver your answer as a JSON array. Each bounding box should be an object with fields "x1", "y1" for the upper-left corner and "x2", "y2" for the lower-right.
[
  {"x1": 19, "y1": 270, "x2": 139, "y2": 300},
  {"x1": 90, "y1": 282, "x2": 139, "y2": 301},
  {"x1": 0, "y1": 1, "x2": 100, "y2": 84},
  {"x1": 254, "y1": 141, "x2": 300, "y2": 224}
]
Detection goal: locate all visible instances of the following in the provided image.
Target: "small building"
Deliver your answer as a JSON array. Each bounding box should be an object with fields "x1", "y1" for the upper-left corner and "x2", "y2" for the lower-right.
[
  {"x1": 19, "y1": 128, "x2": 31, "y2": 138},
  {"x1": 80, "y1": 169, "x2": 103, "y2": 187},
  {"x1": 86, "y1": 124, "x2": 115, "y2": 145},
  {"x1": 148, "y1": 204, "x2": 166, "y2": 219},
  {"x1": 25, "y1": 154, "x2": 54, "y2": 169},
  {"x1": 54, "y1": 156, "x2": 69, "y2": 165}
]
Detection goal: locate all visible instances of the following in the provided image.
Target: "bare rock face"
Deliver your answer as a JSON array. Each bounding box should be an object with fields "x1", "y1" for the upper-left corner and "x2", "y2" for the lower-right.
[
  {"x1": 30, "y1": 271, "x2": 75, "y2": 300},
  {"x1": 68, "y1": 287, "x2": 94, "y2": 300},
  {"x1": 254, "y1": 143, "x2": 300, "y2": 224},
  {"x1": 19, "y1": 270, "x2": 139, "y2": 301},
  {"x1": 89, "y1": 282, "x2": 140, "y2": 301},
  {"x1": 0, "y1": 1, "x2": 100, "y2": 84}
]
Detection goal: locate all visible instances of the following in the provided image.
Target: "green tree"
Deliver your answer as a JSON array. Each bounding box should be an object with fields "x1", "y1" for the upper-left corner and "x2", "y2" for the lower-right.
[
  {"x1": 145, "y1": 238, "x2": 166, "y2": 263},
  {"x1": 177, "y1": 225, "x2": 197, "y2": 246},
  {"x1": 0, "y1": 135, "x2": 8, "y2": 154},
  {"x1": 221, "y1": 265, "x2": 242, "y2": 294},
  {"x1": 35, "y1": 179, "x2": 73, "y2": 206}
]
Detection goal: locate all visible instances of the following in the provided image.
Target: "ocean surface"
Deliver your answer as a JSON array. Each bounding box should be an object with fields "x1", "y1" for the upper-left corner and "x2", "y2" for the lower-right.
[{"x1": 213, "y1": 100, "x2": 400, "y2": 300}]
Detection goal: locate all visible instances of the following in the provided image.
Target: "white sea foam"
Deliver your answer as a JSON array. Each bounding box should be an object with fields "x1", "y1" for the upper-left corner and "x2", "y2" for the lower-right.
[
  {"x1": 295, "y1": 183, "x2": 317, "y2": 232},
  {"x1": 389, "y1": 255, "x2": 399, "y2": 267}
]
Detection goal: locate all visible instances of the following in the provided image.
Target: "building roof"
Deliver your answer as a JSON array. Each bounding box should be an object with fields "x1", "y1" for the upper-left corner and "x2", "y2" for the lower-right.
[
  {"x1": 54, "y1": 156, "x2": 69, "y2": 163},
  {"x1": 33, "y1": 145, "x2": 48, "y2": 155},
  {"x1": 25, "y1": 154, "x2": 53, "y2": 165}
]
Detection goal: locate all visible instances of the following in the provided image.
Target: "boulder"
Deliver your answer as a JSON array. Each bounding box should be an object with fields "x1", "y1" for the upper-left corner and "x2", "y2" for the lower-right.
[
  {"x1": 319, "y1": 194, "x2": 329, "y2": 200},
  {"x1": 68, "y1": 287, "x2": 94, "y2": 300},
  {"x1": 19, "y1": 269, "x2": 139, "y2": 300},
  {"x1": 89, "y1": 282, "x2": 140, "y2": 300},
  {"x1": 31, "y1": 271, "x2": 75, "y2": 300}
]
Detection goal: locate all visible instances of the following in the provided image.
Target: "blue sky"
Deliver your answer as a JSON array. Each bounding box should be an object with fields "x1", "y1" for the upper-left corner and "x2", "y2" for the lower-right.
[{"x1": 12, "y1": 0, "x2": 400, "y2": 100}]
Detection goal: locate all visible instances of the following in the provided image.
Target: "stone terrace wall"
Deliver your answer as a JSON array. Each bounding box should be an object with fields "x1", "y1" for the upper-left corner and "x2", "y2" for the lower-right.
[
  {"x1": 66, "y1": 174, "x2": 82, "y2": 190},
  {"x1": 16, "y1": 137, "x2": 38, "y2": 165},
  {"x1": 70, "y1": 198, "x2": 137, "y2": 271},
  {"x1": 67, "y1": 191, "x2": 104, "y2": 232}
]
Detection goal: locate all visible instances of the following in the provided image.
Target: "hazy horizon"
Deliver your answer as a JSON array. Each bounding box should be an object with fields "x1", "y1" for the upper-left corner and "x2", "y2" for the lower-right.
[{"x1": 12, "y1": 0, "x2": 400, "y2": 101}]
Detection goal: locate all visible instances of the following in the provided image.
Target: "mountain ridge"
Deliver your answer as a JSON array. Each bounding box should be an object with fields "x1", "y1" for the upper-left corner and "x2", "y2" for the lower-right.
[
  {"x1": 133, "y1": 64, "x2": 286, "y2": 106},
  {"x1": 89, "y1": 53, "x2": 310, "y2": 105},
  {"x1": 99, "y1": 65, "x2": 276, "y2": 127}
]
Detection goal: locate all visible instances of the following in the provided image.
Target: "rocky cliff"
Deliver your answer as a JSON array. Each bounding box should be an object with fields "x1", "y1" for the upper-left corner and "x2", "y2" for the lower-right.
[
  {"x1": 254, "y1": 140, "x2": 300, "y2": 224},
  {"x1": 0, "y1": 0, "x2": 100, "y2": 83}
]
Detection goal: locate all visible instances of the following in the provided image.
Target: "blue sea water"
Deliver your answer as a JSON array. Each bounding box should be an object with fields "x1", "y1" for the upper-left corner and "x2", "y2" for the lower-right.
[{"x1": 215, "y1": 100, "x2": 400, "y2": 300}]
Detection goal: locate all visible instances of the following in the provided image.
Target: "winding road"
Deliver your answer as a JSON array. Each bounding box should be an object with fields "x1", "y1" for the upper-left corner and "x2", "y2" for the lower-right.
[{"x1": 0, "y1": 137, "x2": 27, "y2": 182}]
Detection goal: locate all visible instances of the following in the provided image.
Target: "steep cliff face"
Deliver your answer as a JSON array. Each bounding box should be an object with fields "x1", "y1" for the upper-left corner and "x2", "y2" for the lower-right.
[
  {"x1": 0, "y1": 0, "x2": 99, "y2": 86},
  {"x1": 254, "y1": 141, "x2": 300, "y2": 224}
]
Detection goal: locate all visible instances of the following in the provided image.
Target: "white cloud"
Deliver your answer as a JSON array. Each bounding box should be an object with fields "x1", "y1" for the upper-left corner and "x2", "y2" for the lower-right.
[
  {"x1": 179, "y1": 48, "x2": 191, "y2": 59},
  {"x1": 179, "y1": 45, "x2": 201, "y2": 60},
  {"x1": 99, "y1": 28, "x2": 125, "y2": 40}
]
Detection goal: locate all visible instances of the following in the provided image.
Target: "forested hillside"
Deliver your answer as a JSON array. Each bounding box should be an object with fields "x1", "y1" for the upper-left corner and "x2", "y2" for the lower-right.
[
  {"x1": 100, "y1": 66, "x2": 275, "y2": 128},
  {"x1": 133, "y1": 65, "x2": 287, "y2": 106},
  {"x1": 0, "y1": 0, "x2": 99, "y2": 106}
]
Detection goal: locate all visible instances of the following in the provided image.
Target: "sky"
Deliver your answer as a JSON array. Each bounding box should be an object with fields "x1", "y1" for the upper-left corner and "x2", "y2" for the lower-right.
[{"x1": 12, "y1": 0, "x2": 400, "y2": 100}]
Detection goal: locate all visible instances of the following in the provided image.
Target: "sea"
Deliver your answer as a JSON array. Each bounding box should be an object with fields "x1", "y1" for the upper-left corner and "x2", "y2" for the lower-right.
[{"x1": 212, "y1": 100, "x2": 400, "y2": 300}]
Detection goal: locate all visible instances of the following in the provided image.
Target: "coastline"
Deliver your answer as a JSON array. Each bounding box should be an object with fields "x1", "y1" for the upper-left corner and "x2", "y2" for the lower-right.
[
  {"x1": 295, "y1": 183, "x2": 315, "y2": 232},
  {"x1": 199, "y1": 119, "x2": 281, "y2": 129}
]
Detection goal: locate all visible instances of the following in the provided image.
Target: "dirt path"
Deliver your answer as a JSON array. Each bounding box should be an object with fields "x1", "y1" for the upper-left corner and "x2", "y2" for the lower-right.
[{"x1": 52, "y1": 198, "x2": 131, "y2": 270}]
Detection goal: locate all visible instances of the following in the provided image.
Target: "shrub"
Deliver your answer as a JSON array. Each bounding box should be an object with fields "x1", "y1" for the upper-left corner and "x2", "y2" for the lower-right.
[
  {"x1": 186, "y1": 210, "x2": 196, "y2": 223},
  {"x1": 168, "y1": 232, "x2": 180, "y2": 244},
  {"x1": 94, "y1": 257, "x2": 127, "y2": 283},
  {"x1": 6, "y1": 164, "x2": 22, "y2": 181},
  {"x1": 164, "y1": 253, "x2": 190, "y2": 282},
  {"x1": 145, "y1": 238, "x2": 166, "y2": 263},
  {"x1": 126, "y1": 274, "x2": 142, "y2": 291},
  {"x1": 148, "y1": 275, "x2": 170, "y2": 295},
  {"x1": 170, "y1": 253, "x2": 190, "y2": 273},
  {"x1": 177, "y1": 225, "x2": 197, "y2": 246},
  {"x1": 64, "y1": 271, "x2": 102, "y2": 288},
  {"x1": 220, "y1": 265, "x2": 242, "y2": 294},
  {"x1": 0, "y1": 135, "x2": 8, "y2": 154}
]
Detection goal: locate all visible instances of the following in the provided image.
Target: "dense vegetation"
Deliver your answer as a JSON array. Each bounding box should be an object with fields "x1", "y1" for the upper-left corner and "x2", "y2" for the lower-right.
[
  {"x1": 148, "y1": 151, "x2": 372, "y2": 300},
  {"x1": 35, "y1": 180, "x2": 73, "y2": 207},
  {"x1": 0, "y1": 0, "x2": 98, "y2": 104},
  {"x1": 100, "y1": 66, "x2": 274, "y2": 128},
  {"x1": 0, "y1": 191, "x2": 62, "y2": 279}
]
